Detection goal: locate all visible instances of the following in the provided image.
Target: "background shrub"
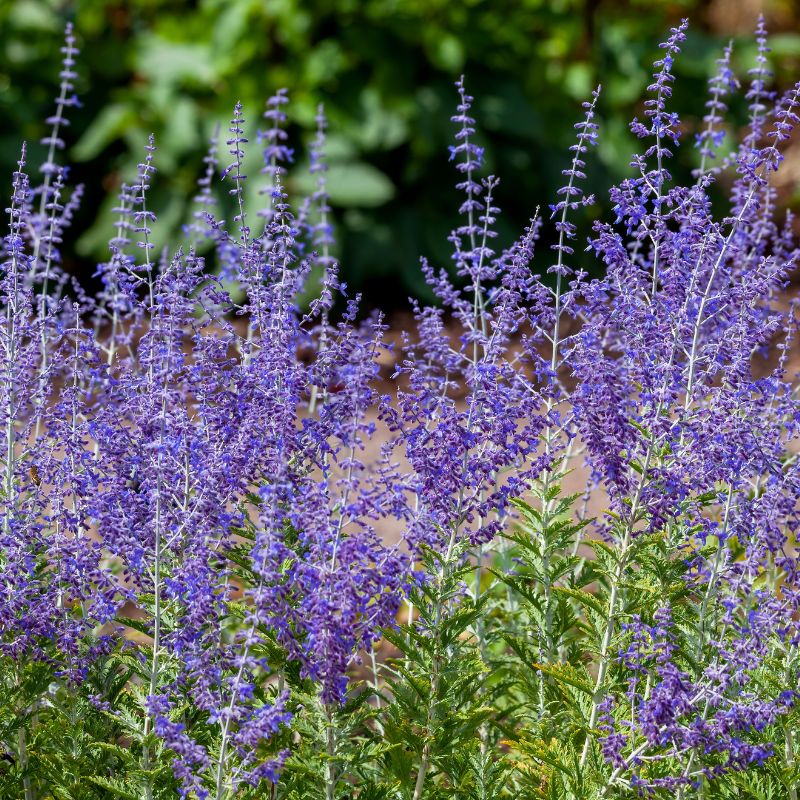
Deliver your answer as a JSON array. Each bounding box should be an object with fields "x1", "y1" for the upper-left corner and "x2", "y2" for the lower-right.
[{"x1": 2, "y1": 0, "x2": 800, "y2": 303}]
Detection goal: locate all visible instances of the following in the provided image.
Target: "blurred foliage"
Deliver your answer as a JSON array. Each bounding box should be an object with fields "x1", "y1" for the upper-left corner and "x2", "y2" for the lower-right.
[{"x1": 1, "y1": 0, "x2": 800, "y2": 306}]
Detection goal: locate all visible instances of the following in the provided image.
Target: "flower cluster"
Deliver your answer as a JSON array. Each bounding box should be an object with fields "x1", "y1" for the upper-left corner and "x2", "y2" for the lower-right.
[{"x1": 0, "y1": 15, "x2": 799, "y2": 800}]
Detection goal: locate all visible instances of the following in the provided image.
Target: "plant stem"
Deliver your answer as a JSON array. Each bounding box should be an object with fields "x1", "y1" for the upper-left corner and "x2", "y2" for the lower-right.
[
  {"x1": 369, "y1": 646, "x2": 385, "y2": 737},
  {"x1": 411, "y1": 528, "x2": 457, "y2": 800},
  {"x1": 578, "y1": 529, "x2": 630, "y2": 769},
  {"x1": 579, "y1": 443, "x2": 654, "y2": 771},
  {"x1": 141, "y1": 309, "x2": 175, "y2": 798},
  {"x1": 325, "y1": 704, "x2": 337, "y2": 800},
  {"x1": 786, "y1": 715, "x2": 798, "y2": 800},
  {"x1": 18, "y1": 725, "x2": 33, "y2": 800}
]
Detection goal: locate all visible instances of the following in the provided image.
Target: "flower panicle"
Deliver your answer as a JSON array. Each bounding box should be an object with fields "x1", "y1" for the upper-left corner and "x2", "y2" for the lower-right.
[
  {"x1": 695, "y1": 41, "x2": 738, "y2": 173},
  {"x1": 549, "y1": 84, "x2": 601, "y2": 276},
  {"x1": 40, "y1": 22, "x2": 80, "y2": 179},
  {"x1": 223, "y1": 101, "x2": 250, "y2": 246}
]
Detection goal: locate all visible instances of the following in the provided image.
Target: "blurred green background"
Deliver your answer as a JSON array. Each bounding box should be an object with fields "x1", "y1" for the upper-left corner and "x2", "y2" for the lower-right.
[{"x1": 1, "y1": 0, "x2": 800, "y2": 307}]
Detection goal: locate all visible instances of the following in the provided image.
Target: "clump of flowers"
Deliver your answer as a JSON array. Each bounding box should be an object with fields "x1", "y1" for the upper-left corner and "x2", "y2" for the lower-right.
[{"x1": 0, "y1": 16, "x2": 798, "y2": 800}]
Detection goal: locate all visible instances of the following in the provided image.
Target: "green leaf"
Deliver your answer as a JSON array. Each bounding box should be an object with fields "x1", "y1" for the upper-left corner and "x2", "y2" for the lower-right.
[
  {"x1": 552, "y1": 586, "x2": 605, "y2": 617},
  {"x1": 296, "y1": 162, "x2": 395, "y2": 208},
  {"x1": 85, "y1": 776, "x2": 138, "y2": 799},
  {"x1": 8, "y1": 0, "x2": 59, "y2": 31},
  {"x1": 73, "y1": 104, "x2": 138, "y2": 161},
  {"x1": 532, "y1": 662, "x2": 594, "y2": 696},
  {"x1": 134, "y1": 34, "x2": 215, "y2": 87}
]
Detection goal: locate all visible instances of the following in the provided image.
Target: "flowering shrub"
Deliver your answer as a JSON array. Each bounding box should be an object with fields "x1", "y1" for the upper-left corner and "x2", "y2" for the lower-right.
[{"x1": 1, "y1": 16, "x2": 799, "y2": 800}]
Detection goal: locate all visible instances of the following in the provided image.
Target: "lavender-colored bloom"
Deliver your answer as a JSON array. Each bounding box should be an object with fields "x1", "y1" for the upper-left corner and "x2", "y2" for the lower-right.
[
  {"x1": 223, "y1": 102, "x2": 250, "y2": 247},
  {"x1": 184, "y1": 125, "x2": 221, "y2": 246},
  {"x1": 259, "y1": 89, "x2": 293, "y2": 182},
  {"x1": 695, "y1": 42, "x2": 737, "y2": 175},
  {"x1": 571, "y1": 25, "x2": 800, "y2": 793},
  {"x1": 4, "y1": 18, "x2": 800, "y2": 800},
  {"x1": 256, "y1": 89, "x2": 294, "y2": 241},
  {"x1": 743, "y1": 15, "x2": 774, "y2": 153},
  {"x1": 40, "y1": 23, "x2": 80, "y2": 180}
]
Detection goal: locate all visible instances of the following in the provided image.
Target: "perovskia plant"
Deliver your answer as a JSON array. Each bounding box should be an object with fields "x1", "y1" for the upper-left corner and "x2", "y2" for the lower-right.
[{"x1": 0, "y1": 15, "x2": 799, "y2": 800}]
